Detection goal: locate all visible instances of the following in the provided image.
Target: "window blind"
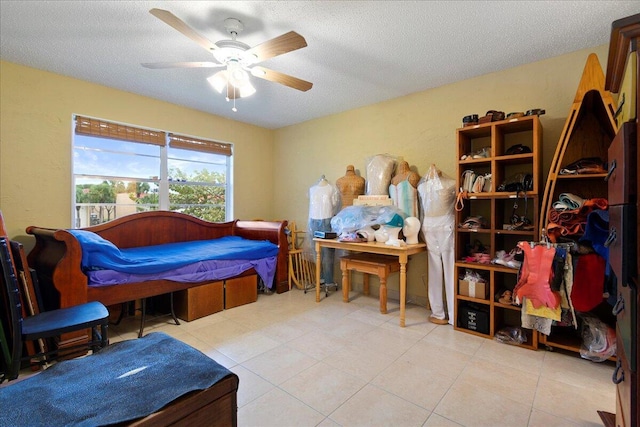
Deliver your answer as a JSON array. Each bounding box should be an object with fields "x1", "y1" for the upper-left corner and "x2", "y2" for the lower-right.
[
  {"x1": 75, "y1": 116, "x2": 166, "y2": 146},
  {"x1": 169, "y1": 133, "x2": 232, "y2": 156}
]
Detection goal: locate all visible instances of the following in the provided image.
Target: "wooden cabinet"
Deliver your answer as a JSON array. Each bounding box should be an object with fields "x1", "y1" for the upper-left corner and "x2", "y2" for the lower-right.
[
  {"x1": 453, "y1": 115, "x2": 542, "y2": 350},
  {"x1": 174, "y1": 274, "x2": 258, "y2": 321},
  {"x1": 224, "y1": 275, "x2": 258, "y2": 309},
  {"x1": 602, "y1": 13, "x2": 640, "y2": 427},
  {"x1": 175, "y1": 281, "x2": 224, "y2": 321}
]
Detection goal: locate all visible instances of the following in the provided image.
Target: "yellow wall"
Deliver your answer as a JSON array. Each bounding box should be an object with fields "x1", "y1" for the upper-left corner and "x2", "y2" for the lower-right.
[
  {"x1": 0, "y1": 61, "x2": 275, "y2": 245},
  {"x1": 0, "y1": 44, "x2": 612, "y2": 303},
  {"x1": 272, "y1": 44, "x2": 610, "y2": 303}
]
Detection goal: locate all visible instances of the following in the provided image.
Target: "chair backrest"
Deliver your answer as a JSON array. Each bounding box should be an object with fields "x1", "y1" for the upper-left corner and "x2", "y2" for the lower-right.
[
  {"x1": 0, "y1": 236, "x2": 24, "y2": 381},
  {"x1": 10, "y1": 240, "x2": 43, "y2": 316}
]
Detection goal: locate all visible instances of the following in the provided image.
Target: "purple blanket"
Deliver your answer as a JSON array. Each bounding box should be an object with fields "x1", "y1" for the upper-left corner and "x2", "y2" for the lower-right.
[{"x1": 86, "y1": 257, "x2": 277, "y2": 289}]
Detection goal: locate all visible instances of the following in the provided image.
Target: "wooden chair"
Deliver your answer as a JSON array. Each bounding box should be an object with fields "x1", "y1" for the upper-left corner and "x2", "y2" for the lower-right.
[
  {"x1": 0, "y1": 213, "x2": 109, "y2": 382},
  {"x1": 287, "y1": 221, "x2": 317, "y2": 293}
]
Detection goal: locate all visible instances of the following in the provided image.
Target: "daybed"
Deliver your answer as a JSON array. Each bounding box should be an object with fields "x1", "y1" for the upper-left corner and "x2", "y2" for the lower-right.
[{"x1": 26, "y1": 211, "x2": 289, "y2": 315}]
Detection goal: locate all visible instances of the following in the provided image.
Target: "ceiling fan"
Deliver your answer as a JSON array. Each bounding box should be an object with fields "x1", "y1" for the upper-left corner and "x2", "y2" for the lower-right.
[{"x1": 142, "y1": 8, "x2": 313, "y2": 109}]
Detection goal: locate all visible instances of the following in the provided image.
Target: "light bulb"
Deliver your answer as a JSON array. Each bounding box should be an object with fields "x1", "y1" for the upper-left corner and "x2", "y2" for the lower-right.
[{"x1": 232, "y1": 107, "x2": 237, "y2": 112}]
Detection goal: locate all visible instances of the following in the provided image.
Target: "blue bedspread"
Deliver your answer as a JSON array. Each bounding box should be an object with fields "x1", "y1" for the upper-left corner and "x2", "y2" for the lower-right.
[{"x1": 69, "y1": 230, "x2": 279, "y2": 275}]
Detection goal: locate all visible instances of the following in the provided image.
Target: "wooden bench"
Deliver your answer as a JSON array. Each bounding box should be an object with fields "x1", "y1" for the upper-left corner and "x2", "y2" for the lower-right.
[{"x1": 340, "y1": 253, "x2": 401, "y2": 314}]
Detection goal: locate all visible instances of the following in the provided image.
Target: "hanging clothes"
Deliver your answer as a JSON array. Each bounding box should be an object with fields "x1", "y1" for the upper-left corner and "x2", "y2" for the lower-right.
[
  {"x1": 513, "y1": 242, "x2": 561, "y2": 309},
  {"x1": 570, "y1": 253, "x2": 606, "y2": 312}
]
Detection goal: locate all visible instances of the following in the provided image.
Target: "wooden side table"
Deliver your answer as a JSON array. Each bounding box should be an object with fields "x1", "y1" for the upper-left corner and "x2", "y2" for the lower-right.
[{"x1": 340, "y1": 253, "x2": 401, "y2": 314}]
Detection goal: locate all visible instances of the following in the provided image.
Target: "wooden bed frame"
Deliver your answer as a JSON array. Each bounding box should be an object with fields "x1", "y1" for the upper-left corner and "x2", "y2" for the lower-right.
[{"x1": 26, "y1": 211, "x2": 289, "y2": 314}]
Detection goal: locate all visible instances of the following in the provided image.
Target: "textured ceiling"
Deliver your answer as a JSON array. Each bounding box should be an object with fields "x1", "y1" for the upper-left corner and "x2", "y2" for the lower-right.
[{"x1": 1, "y1": 1, "x2": 638, "y2": 129}]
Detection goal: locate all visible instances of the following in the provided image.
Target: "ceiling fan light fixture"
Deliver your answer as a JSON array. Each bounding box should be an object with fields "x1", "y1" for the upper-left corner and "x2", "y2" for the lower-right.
[
  {"x1": 238, "y1": 81, "x2": 256, "y2": 97},
  {"x1": 207, "y1": 70, "x2": 228, "y2": 93}
]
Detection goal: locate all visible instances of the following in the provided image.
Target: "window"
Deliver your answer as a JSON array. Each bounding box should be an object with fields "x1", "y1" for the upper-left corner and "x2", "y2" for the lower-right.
[{"x1": 72, "y1": 116, "x2": 232, "y2": 227}]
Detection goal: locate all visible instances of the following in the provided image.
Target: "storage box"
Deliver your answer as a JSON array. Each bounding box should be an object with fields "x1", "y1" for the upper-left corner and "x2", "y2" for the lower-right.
[
  {"x1": 174, "y1": 281, "x2": 224, "y2": 321},
  {"x1": 458, "y1": 305, "x2": 490, "y2": 335},
  {"x1": 458, "y1": 279, "x2": 488, "y2": 300},
  {"x1": 225, "y1": 275, "x2": 258, "y2": 309}
]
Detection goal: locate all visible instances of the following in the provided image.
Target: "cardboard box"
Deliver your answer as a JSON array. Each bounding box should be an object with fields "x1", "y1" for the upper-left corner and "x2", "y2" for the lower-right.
[
  {"x1": 174, "y1": 281, "x2": 224, "y2": 321},
  {"x1": 458, "y1": 279, "x2": 488, "y2": 300}
]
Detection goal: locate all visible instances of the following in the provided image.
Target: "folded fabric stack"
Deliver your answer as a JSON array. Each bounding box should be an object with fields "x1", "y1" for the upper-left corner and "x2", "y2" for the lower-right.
[{"x1": 546, "y1": 196, "x2": 608, "y2": 242}]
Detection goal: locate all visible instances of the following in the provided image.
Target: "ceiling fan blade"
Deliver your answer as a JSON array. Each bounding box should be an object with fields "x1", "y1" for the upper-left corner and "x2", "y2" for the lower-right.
[
  {"x1": 246, "y1": 31, "x2": 307, "y2": 62},
  {"x1": 149, "y1": 8, "x2": 217, "y2": 52},
  {"x1": 251, "y1": 66, "x2": 313, "y2": 92},
  {"x1": 142, "y1": 61, "x2": 223, "y2": 69}
]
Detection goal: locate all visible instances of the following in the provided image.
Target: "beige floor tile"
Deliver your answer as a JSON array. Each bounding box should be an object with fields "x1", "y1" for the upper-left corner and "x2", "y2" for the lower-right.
[
  {"x1": 456, "y1": 358, "x2": 539, "y2": 405},
  {"x1": 540, "y1": 350, "x2": 615, "y2": 390},
  {"x1": 527, "y1": 409, "x2": 580, "y2": 427},
  {"x1": 242, "y1": 344, "x2": 318, "y2": 385},
  {"x1": 398, "y1": 340, "x2": 472, "y2": 379},
  {"x1": 257, "y1": 314, "x2": 320, "y2": 343},
  {"x1": 474, "y1": 339, "x2": 545, "y2": 375},
  {"x1": 434, "y1": 379, "x2": 532, "y2": 427},
  {"x1": 327, "y1": 317, "x2": 378, "y2": 341},
  {"x1": 322, "y1": 342, "x2": 398, "y2": 382},
  {"x1": 532, "y1": 376, "x2": 615, "y2": 425},
  {"x1": 346, "y1": 305, "x2": 391, "y2": 327},
  {"x1": 214, "y1": 330, "x2": 281, "y2": 364},
  {"x1": 280, "y1": 361, "x2": 367, "y2": 415},
  {"x1": 370, "y1": 358, "x2": 456, "y2": 411},
  {"x1": 421, "y1": 324, "x2": 485, "y2": 356},
  {"x1": 238, "y1": 387, "x2": 325, "y2": 427},
  {"x1": 189, "y1": 318, "x2": 251, "y2": 347},
  {"x1": 229, "y1": 364, "x2": 275, "y2": 407},
  {"x1": 286, "y1": 329, "x2": 351, "y2": 361},
  {"x1": 350, "y1": 324, "x2": 422, "y2": 358},
  {"x1": 423, "y1": 413, "x2": 464, "y2": 426},
  {"x1": 378, "y1": 308, "x2": 436, "y2": 336},
  {"x1": 329, "y1": 383, "x2": 430, "y2": 427},
  {"x1": 317, "y1": 417, "x2": 341, "y2": 427}
]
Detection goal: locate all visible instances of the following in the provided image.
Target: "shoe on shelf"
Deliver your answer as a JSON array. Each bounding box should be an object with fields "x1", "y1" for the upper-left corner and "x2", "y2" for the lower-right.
[
  {"x1": 429, "y1": 315, "x2": 449, "y2": 325},
  {"x1": 498, "y1": 290, "x2": 513, "y2": 305},
  {"x1": 493, "y1": 248, "x2": 522, "y2": 269}
]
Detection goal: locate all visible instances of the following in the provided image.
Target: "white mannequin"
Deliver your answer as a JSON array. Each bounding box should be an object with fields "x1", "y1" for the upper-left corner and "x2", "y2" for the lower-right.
[
  {"x1": 418, "y1": 164, "x2": 456, "y2": 326},
  {"x1": 374, "y1": 226, "x2": 389, "y2": 243},
  {"x1": 309, "y1": 175, "x2": 340, "y2": 286},
  {"x1": 385, "y1": 226, "x2": 404, "y2": 247},
  {"x1": 403, "y1": 216, "x2": 421, "y2": 244}
]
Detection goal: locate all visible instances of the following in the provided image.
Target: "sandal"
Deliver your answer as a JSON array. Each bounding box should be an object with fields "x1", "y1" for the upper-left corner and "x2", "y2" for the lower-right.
[{"x1": 459, "y1": 216, "x2": 488, "y2": 230}]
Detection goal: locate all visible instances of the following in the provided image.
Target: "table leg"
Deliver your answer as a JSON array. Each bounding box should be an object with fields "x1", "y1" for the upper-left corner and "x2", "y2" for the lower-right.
[
  {"x1": 342, "y1": 267, "x2": 350, "y2": 302},
  {"x1": 379, "y1": 274, "x2": 388, "y2": 314},
  {"x1": 363, "y1": 273, "x2": 370, "y2": 296},
  {"x1": 399, "y1": 255, "x2": 407, "y2": 327},
  {"x1": 315, "y1": 241, "x2": 322, "y2": 303}
]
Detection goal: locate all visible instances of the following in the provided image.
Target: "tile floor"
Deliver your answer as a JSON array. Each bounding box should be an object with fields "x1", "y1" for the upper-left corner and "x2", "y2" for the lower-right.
[{"x1": 109, "y1": 288, "x2": 616, "y2": 427}]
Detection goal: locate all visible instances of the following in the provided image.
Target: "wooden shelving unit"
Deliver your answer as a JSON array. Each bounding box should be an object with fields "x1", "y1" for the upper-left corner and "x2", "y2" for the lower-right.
[{"x1": 453, "y1": 115, "x2": 542, "y2": 350}]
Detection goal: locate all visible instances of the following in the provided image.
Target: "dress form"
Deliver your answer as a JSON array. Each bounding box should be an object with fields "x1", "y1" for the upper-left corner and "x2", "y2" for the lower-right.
[
  {"x1": 389, "y1": 161, "x2": 420, "y2": 217},
  {"x1": 336, "y1": 165, "x2": 365, "y2": 207},
  {"x1": 308, "y1": 175, "x2": 339, "y2": 286},
  {"x1": 418, "y1": 164, "x2": 456, "y2": 325},
  {"x1": 366, "y1": 154, "x2": 396, "y2": 195}
]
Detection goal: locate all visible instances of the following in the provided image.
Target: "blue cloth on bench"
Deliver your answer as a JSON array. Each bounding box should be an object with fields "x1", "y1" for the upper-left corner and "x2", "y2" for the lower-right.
[
  {"x1": 69, "y1": 229, "x2": 278, "y2": 274},
  {"x1": 0, "y1": 332, "x2": 236, "y2": 427}
]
